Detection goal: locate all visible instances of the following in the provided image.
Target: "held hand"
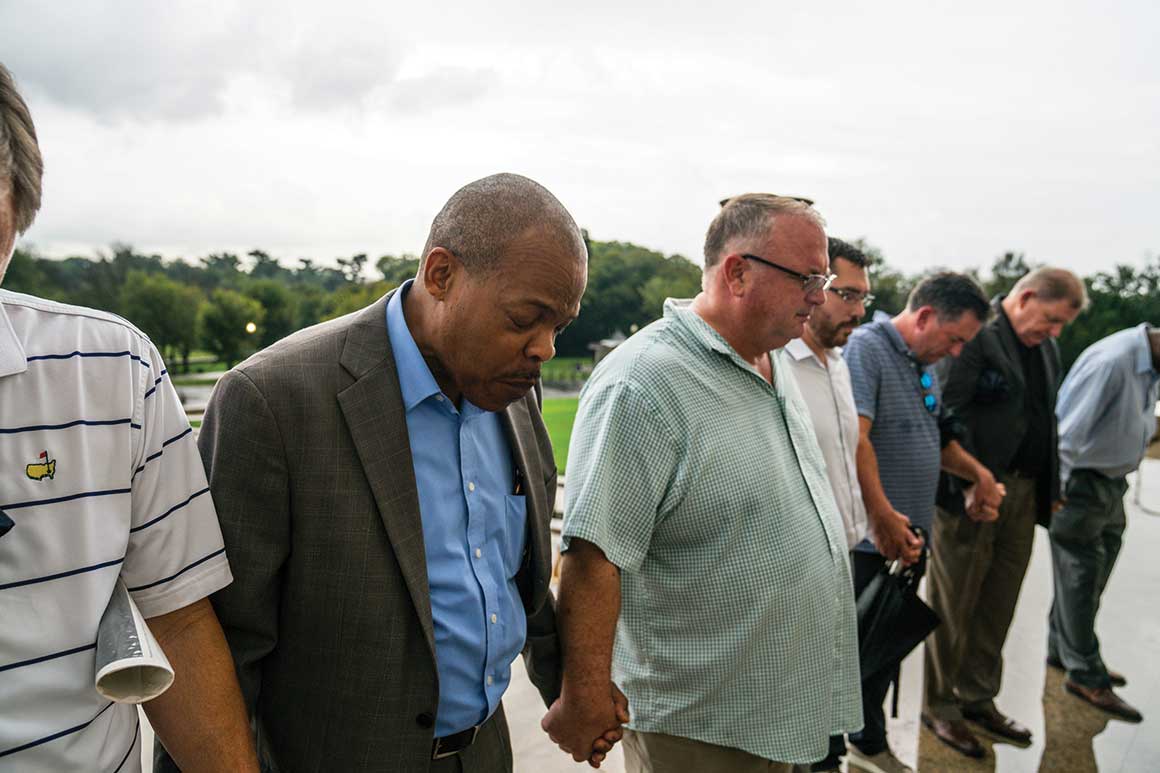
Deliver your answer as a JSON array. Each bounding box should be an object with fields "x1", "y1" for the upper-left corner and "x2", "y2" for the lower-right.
[
  {"x1": 542, "y1": 682, "x2": 625, "y2": 767},
  {"x1": 1052, "y1": 498, "x2": 1066, "y2": 513},
  {"x1": 869, "y1": 508, "x2": 923, "y2": 565},
  {"x1": 586, "y1": 684, "x2": 632, "y2": 768},
  {"x1": 974, "y1": 470, "x2": 1006, "y2": 509},
  {"x1": 964, "y1": 480, "x2": 1004, "y2": 522}
]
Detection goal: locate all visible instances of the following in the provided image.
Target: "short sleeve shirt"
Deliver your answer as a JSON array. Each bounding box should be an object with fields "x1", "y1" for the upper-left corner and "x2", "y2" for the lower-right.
[
  {"x1": 0, "y1": 290, "x2": 232, "y2": 771},
  {"x1": 562, "y1": 299, "x2": 862, "y2": 765},
  {"x1": 843, "y1": 312, "x2": 942, "y2": 550}
]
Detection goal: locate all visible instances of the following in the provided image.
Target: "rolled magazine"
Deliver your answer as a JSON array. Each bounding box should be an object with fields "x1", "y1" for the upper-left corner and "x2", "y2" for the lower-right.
[{"x1": 95, "y1": 580, "x2": 175, "y2": 703}]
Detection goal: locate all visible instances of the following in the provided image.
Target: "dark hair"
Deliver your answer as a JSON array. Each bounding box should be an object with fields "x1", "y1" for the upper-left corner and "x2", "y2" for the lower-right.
[
  {"x1": 827, "y1": 237, "x2": 869, "y2": 269},
  {"x1": 421, "y1": 173, "x2": 585, "y2": 274},
  {"x1": 907, "y1": 271, "x2": 990, "y2": 322}
]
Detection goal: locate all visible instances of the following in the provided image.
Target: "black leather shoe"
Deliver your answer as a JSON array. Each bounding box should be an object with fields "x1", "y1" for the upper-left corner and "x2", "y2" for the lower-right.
[
  {"x1": 963, "y1": 706, "x2": 1032, "y2": 744},
  {"x1": 921, "y1": 713, "x2": 985, "y2": 758},
  {"x1": 1046, "y1": 654, "x2": 1126, "y2": 687},
  {"x1": 1064, "y1": 681, "x2": 1143, "y2": 722}
]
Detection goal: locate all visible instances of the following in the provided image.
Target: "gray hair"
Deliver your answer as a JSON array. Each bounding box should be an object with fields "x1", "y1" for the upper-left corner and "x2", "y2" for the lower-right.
[
  {"x1": 0, "y1": 63, "x2": 43, "y2": 234},
  {"x1": 703, "y1": 193, "x2": 825, "y2": 269},
  {"x1": 421, "y1": 173, "x2": 586, "y2": 275},
  {"x1": 1011, "y1": 266, "x2": 1089, "y2": 311}
]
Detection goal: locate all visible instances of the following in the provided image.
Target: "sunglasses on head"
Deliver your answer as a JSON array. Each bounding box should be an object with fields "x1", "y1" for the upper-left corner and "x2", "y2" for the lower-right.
[{"x1": 720, "y1": 194, "x2": 815, "y2": 208}]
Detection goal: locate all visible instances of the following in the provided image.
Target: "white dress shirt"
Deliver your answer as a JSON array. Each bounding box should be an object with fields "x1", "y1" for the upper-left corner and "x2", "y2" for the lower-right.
[{"x1": 784, "y1": 337, "x2": 869, "y2": 549}]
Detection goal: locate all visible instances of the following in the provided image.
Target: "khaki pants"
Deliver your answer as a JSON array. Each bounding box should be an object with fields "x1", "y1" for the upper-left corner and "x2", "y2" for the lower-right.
[
  {"x1": 924, "y1": 474, "x2": 1038, "y2": 720},
  {"x1": 622, "y1": 729, "x2": 807, "y2": 773}
]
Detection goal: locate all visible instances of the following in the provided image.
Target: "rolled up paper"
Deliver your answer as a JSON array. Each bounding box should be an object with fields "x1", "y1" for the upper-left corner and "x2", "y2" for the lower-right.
[{"x1": 95, "y1": 580, "x2": 175, "y2": 703}]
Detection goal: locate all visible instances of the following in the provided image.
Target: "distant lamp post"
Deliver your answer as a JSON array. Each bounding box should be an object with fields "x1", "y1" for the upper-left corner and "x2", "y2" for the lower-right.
[{"x1": 245, "y1": 321, "x2": 257, "y2": 334}]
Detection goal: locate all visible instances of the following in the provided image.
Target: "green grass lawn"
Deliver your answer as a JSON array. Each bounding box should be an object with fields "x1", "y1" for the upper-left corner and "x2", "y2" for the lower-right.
[
  {"x1": 171, "y1": 374, "x2": 223, "y2": 386},
  {"x1": 542, "y1": 397, "x2": 579, "y2": 473},
  {"x1": 541, "y1": 356, "x2": 591, "y2": 383}
]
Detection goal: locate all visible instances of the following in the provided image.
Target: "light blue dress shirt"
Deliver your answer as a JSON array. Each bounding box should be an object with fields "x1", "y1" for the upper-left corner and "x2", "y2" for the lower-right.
[
  {"x1": 386, "y1": 280, "x2": 528, "y2": 736},
  {"x1": 1057, "y1": 323, "x2": 1160, "y2": 484}
]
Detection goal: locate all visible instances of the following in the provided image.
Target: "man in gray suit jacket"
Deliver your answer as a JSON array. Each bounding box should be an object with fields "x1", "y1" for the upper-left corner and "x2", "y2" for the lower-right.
[
  {"x1": 923, "y1": 268, "x2": 1085, "y2": 758},
  {"x1": 161, "y1": 174, "x2": 623, "y2": 772}
]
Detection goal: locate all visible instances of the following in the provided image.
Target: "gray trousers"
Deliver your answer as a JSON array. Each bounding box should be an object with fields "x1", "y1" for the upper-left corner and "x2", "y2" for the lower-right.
[
  {"x1": 429, "y1": 704, "x2": 513, "y2": 773},
  {"x1": 924, "y1": 475, "x2": 1038, "y2": 720},
  {"x1": 1047, "y1": 469, "x2": 1129, "y2": 689}
]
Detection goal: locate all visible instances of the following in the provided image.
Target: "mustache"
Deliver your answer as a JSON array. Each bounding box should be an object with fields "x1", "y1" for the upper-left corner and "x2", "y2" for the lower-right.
[{"x1": 503, "y1": 370, "x2": 541, "y2": 381}]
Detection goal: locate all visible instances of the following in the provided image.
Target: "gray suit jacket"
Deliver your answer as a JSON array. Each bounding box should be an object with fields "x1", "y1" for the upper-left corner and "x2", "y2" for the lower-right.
[
  {"x1": 937, "y1": 296, "x2": 1062, "y2": 526},
  {"x1": 161, "y1": 291, "x2": 561, "y2": 772}
]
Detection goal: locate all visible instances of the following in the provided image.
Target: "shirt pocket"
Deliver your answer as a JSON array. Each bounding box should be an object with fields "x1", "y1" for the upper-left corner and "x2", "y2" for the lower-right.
[{"x1": 501, "y1": 494, "x2": 529, "y2": 578}]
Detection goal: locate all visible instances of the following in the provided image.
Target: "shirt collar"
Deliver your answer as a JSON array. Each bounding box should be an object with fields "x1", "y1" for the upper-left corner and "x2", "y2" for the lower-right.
[
  {"x1": 784, "y1": 336, "x2": 835, "y2": 367},
  {"x1": 0, "y1": 297, "x2": 28, "y2": 379},
  {"x1": 385, "y1": 279, "x2": 445, "y2": 412},
  {"x1": 664, "y1": 297, "x2": 735, "y2": 357},
  {"x1": 872, "y1": 310, "x2": 914, "y2": 358},
  {"x1": 1135, "y1": 322, "x2": 1156, "y2": 376},
  {"x1": 664, "y1": 297, "x2": 788, "y2": 394}
]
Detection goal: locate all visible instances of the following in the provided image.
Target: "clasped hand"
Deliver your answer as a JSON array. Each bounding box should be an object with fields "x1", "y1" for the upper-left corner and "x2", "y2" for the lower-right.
[
  {"x1": 542, "y1": 682, "x2": 630, "y2": 768},
  {"x1": 965, "y1": 472, "x2": 1006, "y2": 522}
]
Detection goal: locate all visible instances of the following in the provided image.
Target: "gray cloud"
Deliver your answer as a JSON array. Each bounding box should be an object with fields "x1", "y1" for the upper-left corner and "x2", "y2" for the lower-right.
[{"x1": 0, "y1": 0, "x2": 409, "y2": 121}]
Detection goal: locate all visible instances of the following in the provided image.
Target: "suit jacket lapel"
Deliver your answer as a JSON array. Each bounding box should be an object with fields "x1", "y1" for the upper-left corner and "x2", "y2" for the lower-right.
[
  {"x1": 501, "y1": 397, "x2": 551, "y2": 614},
  {"x1": 993, "y1": 298, "x2": 1027, "y2": 390},
  {"x1": 336, "y1": 292, "x2": 436, "y2": 659}
]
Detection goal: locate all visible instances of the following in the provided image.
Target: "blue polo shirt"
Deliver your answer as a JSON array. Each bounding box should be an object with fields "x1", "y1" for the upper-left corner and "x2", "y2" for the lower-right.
[
  {"x1": 844, "y1": 311, "x2": 943, "y2": 552},
  {"x1": 386, "y1": 280, "x2": 528, "y2": 736}
]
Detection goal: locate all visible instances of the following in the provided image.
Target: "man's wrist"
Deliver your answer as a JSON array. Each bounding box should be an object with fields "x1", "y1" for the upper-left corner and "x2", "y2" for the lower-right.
[{"x1": 561, "y1": 676, "x2": 613, "y2": 703}]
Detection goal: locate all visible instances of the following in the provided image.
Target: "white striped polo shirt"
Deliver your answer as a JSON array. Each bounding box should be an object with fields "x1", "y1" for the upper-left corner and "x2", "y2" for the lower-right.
[{"x1": 0, "y1": 289, "x2": 232, "y2": 771}]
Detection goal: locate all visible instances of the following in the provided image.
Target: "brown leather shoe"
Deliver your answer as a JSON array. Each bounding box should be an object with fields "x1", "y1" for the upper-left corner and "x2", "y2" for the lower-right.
[
  {"x1": 921, "y1": 713, "x2": 985, "y2": 758},
  {"x1": 1064, "y1": 681, "x2": 1143, "y2": 722},
  {"x1": 1046, "y1": 655, "x2": 1126, "y2": 687},
  {"x1": 962, "y1": 705, "x2": 1032, "y2": 744}
]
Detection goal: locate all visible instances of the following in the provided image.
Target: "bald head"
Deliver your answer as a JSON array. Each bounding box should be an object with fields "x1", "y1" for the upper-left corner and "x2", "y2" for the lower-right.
[{"x1": 421, "y1": 173, "x2": 586, "y2": 275}]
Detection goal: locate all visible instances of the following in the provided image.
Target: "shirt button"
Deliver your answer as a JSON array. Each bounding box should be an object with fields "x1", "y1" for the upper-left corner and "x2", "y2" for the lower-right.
[
  {"x1": 435, "y1": 395, "x2": 444, "y2": 402},
  {"x1": 486, "y1": 675, "x2": 494, "y2": 686},
  {"x1": 490, "y1": 613, "x2": 498, "y2": 624},
  {"x1": 475, "y1": 548, "x2": 482, "y2": 559},
  {"x1": 468, "y1": 481, "x2": 476, "y2": 492}
]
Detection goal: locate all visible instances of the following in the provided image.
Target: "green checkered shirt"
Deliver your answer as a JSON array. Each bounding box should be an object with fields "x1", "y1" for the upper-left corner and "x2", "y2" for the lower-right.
[{"x1": 562, "y1": 299, "x2": 862, "y2": 764}]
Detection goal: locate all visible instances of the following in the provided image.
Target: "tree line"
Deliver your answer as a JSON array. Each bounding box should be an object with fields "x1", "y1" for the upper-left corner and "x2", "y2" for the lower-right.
[{"x1": 4, "y1": 236, "x2": 1157, "y2": 373}]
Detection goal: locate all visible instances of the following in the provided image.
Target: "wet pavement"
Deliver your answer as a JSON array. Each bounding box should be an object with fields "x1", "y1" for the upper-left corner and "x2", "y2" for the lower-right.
[
  {"x1": 142, "y1": 460, "x2": 1160, "y2": 772},
  {"x1": 507, "y1": 460, "x2": 1160, "y2": 772}
]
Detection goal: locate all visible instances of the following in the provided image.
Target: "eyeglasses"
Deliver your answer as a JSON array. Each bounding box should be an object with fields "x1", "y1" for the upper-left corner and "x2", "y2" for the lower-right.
[
  {"x1": 741, "y1": 254, "x2": 836, "y2": 294},
  {"x1": 830, "y1": 287, "x2": 876, "y2": 306},
  {"x1": 917, "y1": 369, "x2": 938, "y2": 414}
]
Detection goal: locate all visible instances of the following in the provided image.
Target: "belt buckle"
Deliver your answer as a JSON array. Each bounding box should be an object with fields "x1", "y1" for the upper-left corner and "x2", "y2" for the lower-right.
[{"x1": 431, "y1": 725, "x2": 479, "y2": 760}]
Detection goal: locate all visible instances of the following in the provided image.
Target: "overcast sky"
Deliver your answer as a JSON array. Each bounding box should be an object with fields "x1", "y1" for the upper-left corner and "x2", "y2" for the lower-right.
[{"x1": 2, "y1": 0, "x2": 1157, "y2": 276}]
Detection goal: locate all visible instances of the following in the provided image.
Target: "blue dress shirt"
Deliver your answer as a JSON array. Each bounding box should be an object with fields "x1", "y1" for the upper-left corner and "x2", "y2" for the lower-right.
[
  {"x1": 1057, "y1": 323, "x2": 1160, "y2": 484},
  {"x1": 386, "y1": 280, "x2": 529, "y2": 736}
]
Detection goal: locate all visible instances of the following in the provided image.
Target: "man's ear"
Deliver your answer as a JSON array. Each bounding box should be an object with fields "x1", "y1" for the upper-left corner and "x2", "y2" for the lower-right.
[
  {"x1": 718, "y1": 254, "x2": 748, "y2": 298},
  {"x1": 1016, "y1": 288, "x2": 1037, "y2": 310},
  {"x1": 914, "y1": 305, "x2": 936, "y2": 331},
  {"x1": 421, "y1": 248, "x2": 460, "y2": 301}
]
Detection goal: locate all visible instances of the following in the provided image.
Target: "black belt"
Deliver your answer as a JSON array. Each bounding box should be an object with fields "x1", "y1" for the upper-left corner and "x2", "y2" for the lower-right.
[{"x1": 431, "y1": 724, "x2": 480, "y2": 760}]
